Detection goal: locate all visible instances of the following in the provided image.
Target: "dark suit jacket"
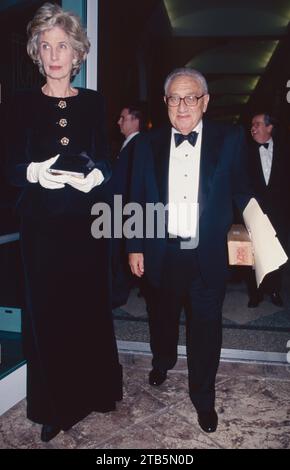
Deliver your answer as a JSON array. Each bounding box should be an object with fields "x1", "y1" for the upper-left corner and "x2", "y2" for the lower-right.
[
  {"x1": 127, "y1": 119, "x2": 253, "y2": 288},
  {"x1": 248, "y1": 136, "x2": 289, "y2": 246},
  {"x1": 112, "y1": 134, "x2": 139, "y2": 203},
  {"x1": 111, "y1": 135, "x2": 139, "y2": 307}
]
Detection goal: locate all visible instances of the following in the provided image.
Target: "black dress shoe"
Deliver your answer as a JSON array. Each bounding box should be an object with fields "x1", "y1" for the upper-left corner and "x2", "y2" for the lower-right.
[
  {"x1": 197, "y1": 409, "x2": 218, "y2": 433},
  {"x1": 41, "y1": 424, "x2": 61, "y2": 442},
  {"x1": 149, "y1": 368, "x2": 167, "y2": 386},
  {"x1": 270, "y1": 292, "x2": 283, "y2": 307}
]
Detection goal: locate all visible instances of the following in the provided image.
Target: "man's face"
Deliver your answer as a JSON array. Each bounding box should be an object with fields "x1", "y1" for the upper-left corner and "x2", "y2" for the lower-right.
[
  {"x1": 118, "y1": 108, "x2": 139, "y2": 138},
  {"x1": 251, "y1": 114, "x2": 273, "y2": 144},
  {"x1": 164, "y1": 75, "x2": 209, "y2": 135}
]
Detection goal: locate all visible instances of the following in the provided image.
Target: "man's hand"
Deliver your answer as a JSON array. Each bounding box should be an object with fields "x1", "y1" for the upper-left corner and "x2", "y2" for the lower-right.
[{"x1": 129, "y1": 253, "x2": 144, "y2": 277}]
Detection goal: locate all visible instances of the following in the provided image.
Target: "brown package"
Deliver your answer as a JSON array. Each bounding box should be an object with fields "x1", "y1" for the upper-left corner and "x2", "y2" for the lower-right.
[{"x1": 227, "y1": 224, "x2": 254, "y2": 266}]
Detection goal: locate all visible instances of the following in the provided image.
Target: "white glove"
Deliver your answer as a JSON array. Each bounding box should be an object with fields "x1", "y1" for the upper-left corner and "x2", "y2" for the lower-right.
[
  {"x1": 65, "y1": 168, "x2": 104, "y2": 193},
  {"x1": 27, "y1": 155, "x2": 68, "y2": 189}
]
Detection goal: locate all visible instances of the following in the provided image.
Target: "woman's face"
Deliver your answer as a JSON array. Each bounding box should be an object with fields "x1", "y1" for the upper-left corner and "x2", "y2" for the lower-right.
[{"x1": 38, "y1": 26, "x2": 76, "y2": 81}]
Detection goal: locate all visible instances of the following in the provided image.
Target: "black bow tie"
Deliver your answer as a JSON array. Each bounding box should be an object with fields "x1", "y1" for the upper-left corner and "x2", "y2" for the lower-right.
[
  {"x1": 174, "y1": 131, "x2": 198, "y2": 147},
  {"x1": 260, "y1": 142, "x2": 269, "y2": 149}
]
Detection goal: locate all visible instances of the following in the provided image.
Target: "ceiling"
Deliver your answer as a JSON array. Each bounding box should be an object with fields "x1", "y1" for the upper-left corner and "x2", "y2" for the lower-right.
[
  {"x1": 162, "y1": 0, "x2": 290, "y2": 122},
  {"x1": 2, "y1": 1, "x2": 288, "y2": 127},
  {"x1": 0, "y1": 0, "x2": 40, "y2": 13}
]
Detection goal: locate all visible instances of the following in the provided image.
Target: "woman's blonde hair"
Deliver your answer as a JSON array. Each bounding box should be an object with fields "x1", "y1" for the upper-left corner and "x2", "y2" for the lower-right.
[{"x1": 27, "y1": 2, "x2": 90, "y2": 78}]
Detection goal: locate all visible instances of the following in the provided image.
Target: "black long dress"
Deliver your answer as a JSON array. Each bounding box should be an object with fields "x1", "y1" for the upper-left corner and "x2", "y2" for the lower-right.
[{"x1": 6, "y1": 87, "x2": 122, "y2": 429}]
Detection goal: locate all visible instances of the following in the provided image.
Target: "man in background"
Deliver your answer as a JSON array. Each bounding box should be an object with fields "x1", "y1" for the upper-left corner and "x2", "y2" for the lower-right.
[
  {"x1": 112, "y1": 103, "x2": 145, "y2": 308},
  {"x1": 247, "y1": 113, "x2": 289, "y2": 308}
]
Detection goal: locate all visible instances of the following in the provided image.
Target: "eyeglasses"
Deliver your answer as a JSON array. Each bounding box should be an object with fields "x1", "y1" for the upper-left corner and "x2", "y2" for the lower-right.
[{"x1": 165, "y1": 95, "x2": 205, "y2": 107}]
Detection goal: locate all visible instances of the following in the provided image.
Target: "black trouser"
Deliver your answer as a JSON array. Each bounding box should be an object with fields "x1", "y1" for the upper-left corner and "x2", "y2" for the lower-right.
[
  {"x1": 145, "y1": 241, "x2": 225, "y2": 412},
  {"x1": 246, "y1": 267, "x2": 282, "y2": 298}
]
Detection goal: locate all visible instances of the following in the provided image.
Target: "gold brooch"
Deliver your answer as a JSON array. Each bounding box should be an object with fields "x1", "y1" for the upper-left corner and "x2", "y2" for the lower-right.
[
  {"x1": 59, "y1": 119, "x2": 68, "y2": 128},
  {"x1": 58, "y1": 100, "x2": 67, "y2": 109},
  {"x1": 60, "y1": 137, "x2": 70, "y2": 146}
]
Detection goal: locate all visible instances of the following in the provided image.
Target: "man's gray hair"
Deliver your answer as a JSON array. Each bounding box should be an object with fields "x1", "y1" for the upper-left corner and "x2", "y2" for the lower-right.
[{"x1": 164, "y1": 68, "x2": 208, "y2": 95}]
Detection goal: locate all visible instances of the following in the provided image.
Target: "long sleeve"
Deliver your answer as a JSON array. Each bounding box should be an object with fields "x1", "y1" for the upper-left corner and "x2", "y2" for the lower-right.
[
  {"x1": 5, "y1": 92, "x2": 33, "y2": 187},
  {"x1": 126, "y1": 132, "x2": 148, "y2": 254},
  {"x1": 231, "y1": 125, "x2": 255, "y2": 213}
]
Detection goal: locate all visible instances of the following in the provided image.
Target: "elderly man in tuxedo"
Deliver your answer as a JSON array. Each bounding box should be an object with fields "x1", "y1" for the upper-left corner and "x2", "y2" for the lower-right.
[
  {"x1": 128, "y1": 67, "x2": 253, "y2": 433},
  {"x1": 246, "y1": 113, "x2": 289, "y2": 308}
]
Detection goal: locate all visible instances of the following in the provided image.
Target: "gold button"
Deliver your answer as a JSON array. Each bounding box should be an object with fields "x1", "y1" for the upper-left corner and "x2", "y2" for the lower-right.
[
  {"x1": 59, "y1": 119, "x2": 68, "y2": 128},
  {"x1": 60, "y1": 137, "x2": 70, "y2": 146},
  {"x1": 58, "y1": 100, "x2": 67, "y2": 109}
]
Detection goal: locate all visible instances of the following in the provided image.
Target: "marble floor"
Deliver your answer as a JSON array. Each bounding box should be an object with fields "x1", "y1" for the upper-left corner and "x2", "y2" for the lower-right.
[
  {"x1": 1, "y1": 266, "x2": 290, "y2": 450},
  {"x1": 113, "y1": 268, "x2": 290, "y2": 353},
  {"x1": 1, "y1": 353, "x2": 290, "y2": 449}
]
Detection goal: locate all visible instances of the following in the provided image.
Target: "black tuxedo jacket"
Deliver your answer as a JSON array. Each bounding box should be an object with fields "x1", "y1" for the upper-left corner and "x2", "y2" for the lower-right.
[
  {"x1": 111, "y1": 135, "x2": 139, "y2": 307},
  {"x1": 248, "y1": 137, "x2": 289, "y2": 244},
  {"x1": 127, "y1": 119, "x2": 253, "y2": 288},
  {"x1": 112, "y1": 134, "x2": 139, "y2": 202}
]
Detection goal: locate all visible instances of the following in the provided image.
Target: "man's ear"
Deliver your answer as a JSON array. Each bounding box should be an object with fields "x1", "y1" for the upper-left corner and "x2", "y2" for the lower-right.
[{"x1": 203, "y1": 94, "x2": 210, "y2": 113}]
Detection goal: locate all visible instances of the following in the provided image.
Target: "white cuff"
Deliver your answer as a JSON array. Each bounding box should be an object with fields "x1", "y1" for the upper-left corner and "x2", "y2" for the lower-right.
[{"x1": 26, "y1": 162, "x2": 39, "y2": 183}]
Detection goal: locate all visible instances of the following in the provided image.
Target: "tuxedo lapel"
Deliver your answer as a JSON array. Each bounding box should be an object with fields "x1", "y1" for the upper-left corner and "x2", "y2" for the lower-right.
[
  {"x1": 267, "y1": 139, "x2": 279, "y2": 188},
  {"x1": 256, "y1": 146, "x2": 268, "y2": 188},
  {"x1": 152, "y1": 126, "x2": 171, "y2": 206},
  {"x1": 199, "y1": 120, "x2": 223, "y2": 216}
]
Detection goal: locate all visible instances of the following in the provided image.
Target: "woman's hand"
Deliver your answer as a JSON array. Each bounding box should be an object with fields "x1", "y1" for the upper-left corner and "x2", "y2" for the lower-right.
[
  {"x1": 27, "y1": 155, "x2": 67, "y2": 189},
  {"x1": 65, "y1": 168, "x2": 104, "y2": 193}
]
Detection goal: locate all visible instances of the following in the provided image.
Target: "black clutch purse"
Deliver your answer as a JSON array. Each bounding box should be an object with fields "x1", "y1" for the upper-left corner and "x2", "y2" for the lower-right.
[{"x1": 48, "y1": 152, "x2": 95, "y2": 178}]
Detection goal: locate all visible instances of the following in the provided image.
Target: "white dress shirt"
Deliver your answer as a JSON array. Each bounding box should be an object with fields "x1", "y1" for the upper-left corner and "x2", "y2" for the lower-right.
[
  {"x1": 120, "y1": 132, "x2": 139, "y2": 152},
  {"x1": 259, "y1": 138, "x2": 273, "y2": 185},
  {"x1": 168, "y1": 121, "x2": 202, "y2": 239}
]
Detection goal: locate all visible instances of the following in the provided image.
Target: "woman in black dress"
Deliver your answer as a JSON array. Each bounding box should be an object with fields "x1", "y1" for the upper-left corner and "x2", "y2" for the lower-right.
[{"x1": 6, "y1": 2, "x2": 122, "y2": 442}]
